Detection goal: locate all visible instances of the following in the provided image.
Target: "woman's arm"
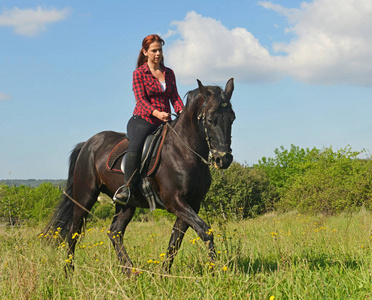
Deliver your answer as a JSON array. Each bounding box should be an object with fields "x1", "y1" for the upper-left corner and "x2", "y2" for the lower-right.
[{"x1": 132, "y1": 69, "x2": 156, "y2": 118}]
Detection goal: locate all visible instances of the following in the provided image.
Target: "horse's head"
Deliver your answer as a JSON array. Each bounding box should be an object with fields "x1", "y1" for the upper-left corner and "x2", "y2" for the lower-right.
[{"x1": 197, "y1": 78, "x2": 235, "y2": 169}]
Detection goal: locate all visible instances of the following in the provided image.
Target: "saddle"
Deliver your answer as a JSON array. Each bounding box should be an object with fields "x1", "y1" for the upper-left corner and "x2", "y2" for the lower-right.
[{"x1": 106, "y1": 125, "x2": 168, "y2": 210}]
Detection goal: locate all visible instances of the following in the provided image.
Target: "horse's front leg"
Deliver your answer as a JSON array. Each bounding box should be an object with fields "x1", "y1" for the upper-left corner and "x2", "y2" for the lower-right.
[
  {"x1": 163, "y1": 217, "x2": 189, "y2": 273},
  {"x1": 169, "y1": 200, "x2": 216, "y2": 263},
  {"x1": 108, "y1": 205, "x2": 136, "y2": 275}
]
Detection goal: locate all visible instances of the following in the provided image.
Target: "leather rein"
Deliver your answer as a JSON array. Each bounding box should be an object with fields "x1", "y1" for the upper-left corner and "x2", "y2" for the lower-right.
[{"x1": 166, "y1": 119, "x2": 210, "y2": 165}]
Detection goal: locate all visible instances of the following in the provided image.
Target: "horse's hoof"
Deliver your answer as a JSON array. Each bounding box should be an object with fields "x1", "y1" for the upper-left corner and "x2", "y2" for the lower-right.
[{"x1": 122, "y1": 265, "x2": 140, "y2": 277}]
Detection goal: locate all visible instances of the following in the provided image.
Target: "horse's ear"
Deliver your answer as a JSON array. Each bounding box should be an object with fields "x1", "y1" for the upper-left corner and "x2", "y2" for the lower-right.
[
  {"x1": 225, "y1": 78, "x2": 234, "y2": 100},
  {"x1": 197, "y1": 79, "x2": 209, "y2": 99}
]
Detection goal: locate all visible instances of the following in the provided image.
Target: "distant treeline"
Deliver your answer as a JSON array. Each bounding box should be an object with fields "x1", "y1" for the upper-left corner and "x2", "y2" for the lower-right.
[{"x1": 0, "y1": 179, "x2": 66, "y2": 188}]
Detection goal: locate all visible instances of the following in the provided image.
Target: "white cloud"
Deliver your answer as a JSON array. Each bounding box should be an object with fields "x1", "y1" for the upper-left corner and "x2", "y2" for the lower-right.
[
  {"x1": 0, "y1": 92, "x2": 12, "y2": 101},
  {"x1": 166, "y1": 1, "x2": 372, "y2": 87},
  {"x1": 0, "y1": 7, "x2": 70, "y2": 37},
  {"x1": 166, "y1": 11, "x2": 279, "y2": 85},
  {"x1": 264, "y1": 0, "x2": 372, "y2": 86}
]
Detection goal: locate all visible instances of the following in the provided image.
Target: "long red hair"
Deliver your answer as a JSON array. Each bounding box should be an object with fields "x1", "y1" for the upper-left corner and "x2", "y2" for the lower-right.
[{"x1": 136, "y1": 34, "x2": 165, "y2": 68}]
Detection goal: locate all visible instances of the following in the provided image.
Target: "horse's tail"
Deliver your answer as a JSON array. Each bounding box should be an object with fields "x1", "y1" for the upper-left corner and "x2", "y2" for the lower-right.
[{"x1": 42, "y1": 142, "x2": 85, "y2": 243}]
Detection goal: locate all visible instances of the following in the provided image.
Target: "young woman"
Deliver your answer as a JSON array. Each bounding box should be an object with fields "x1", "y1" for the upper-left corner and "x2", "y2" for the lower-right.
[{"x1": 115, "y1": 34, "x2": 184, "y2": 202}]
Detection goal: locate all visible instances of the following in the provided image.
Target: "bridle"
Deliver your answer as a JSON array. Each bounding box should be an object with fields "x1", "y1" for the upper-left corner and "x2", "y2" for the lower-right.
[
  {"x1": 197, "y1": 98, "x2": 213, "y2": 157},
  {"x1": 167, "y1": 95, "x2": 232, "y2": 166},
  {"x1": 197, "y1": 97, "x2": 232, "y2": 161}
]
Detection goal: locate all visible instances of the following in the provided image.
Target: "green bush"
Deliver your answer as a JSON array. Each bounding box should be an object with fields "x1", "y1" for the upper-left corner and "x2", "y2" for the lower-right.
[
  {"x1": 92, "y1": 202, "x2": 115, "y2": 220},
  {"x1": 0, "y1": 183, "x2": 62, "y2": 225},
  {"x1": 29, "y1": 183, "x2": 62, "y2": 222},
  {"x1": 203, "y1": 162, "x2": 275, "y2": 221},
  {"x1": 278, "y1": 147, "x2": 372, "y2": 214},
  {"x1": 255, "y1": 144, "x2": 320, "y2": 195}
]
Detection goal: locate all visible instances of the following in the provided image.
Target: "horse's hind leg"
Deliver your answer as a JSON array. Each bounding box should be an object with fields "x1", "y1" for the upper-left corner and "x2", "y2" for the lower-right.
[
  {"x1": 163, "y1": 217, "x2": 189, "y2": 273},
  {"x1": 65, "y1": 205, "x2": 87, "y2": 274},
  {"x1": 108, "y1": 204, "x2": 136, "y2": 275},
  {"x1": 65, "y1": 178, "x2": 100, "y2": 274}
]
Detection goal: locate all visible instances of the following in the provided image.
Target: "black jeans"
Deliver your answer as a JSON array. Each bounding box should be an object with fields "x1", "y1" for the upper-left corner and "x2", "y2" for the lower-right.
[{"x1": 126, "y1": 115, "x2": 158, "y2": 153}]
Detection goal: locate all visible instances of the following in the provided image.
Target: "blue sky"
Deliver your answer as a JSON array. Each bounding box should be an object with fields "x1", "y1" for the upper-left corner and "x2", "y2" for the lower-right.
[{"x1": 1, "y1": 0, "x2": 371, "y2": 179}]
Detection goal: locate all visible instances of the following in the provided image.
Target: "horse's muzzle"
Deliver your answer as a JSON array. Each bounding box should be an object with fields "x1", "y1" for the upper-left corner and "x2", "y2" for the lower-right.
[{"x1": 211, "y1": 150, "x2": 233, "y2": 169}]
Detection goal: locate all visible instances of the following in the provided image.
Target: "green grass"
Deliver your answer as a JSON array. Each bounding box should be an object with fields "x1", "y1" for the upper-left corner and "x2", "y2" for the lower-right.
[{"x1": 2, "y1": 210, "x2": 372, "y2": 299}]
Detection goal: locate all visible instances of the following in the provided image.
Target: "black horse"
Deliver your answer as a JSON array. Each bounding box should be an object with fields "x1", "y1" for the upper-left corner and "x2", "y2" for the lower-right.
[{"x1": 44, "y1": 78, "x2": 235, "y2": 274}]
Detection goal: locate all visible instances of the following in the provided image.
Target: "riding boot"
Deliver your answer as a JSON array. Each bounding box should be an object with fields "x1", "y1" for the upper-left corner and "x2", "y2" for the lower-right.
[{"x1": 114, "y1": 151, "x2": 141, "y2": 203}]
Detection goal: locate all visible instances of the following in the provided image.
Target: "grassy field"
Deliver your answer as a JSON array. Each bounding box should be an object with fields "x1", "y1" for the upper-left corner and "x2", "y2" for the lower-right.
[{"x1": 1, "y1": 210, "x2": 372, "y2": 299}]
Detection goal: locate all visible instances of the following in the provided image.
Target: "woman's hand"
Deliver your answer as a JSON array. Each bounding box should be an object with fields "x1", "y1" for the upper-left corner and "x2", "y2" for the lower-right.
[{"x1": 152, "y1": 110, "x2": 170, "y2": 122}]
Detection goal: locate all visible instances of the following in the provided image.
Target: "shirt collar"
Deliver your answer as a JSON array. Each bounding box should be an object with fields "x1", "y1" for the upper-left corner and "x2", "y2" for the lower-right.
[{"x1": 141, "y1": 62, "x2": 168, "y2": 74}]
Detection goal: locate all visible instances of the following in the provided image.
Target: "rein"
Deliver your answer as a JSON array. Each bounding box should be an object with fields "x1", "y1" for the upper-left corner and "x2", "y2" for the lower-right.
[{"x1": 167, "y1": 114, "x2": 210, "y2": 166}]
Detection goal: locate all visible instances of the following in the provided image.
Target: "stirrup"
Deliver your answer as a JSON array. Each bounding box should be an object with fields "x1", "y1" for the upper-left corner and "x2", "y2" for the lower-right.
[{"x1": 113, "y1": 185, "x2": 131, "y2": 205}]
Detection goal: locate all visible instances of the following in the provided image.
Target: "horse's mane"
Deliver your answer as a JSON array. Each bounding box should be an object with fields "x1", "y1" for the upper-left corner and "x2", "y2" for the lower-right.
[
  {"x1": 169, "y1": 84, "x2": 224, "y2": 127},
  {"x1": 184, "y1": 85, "x2": 224, "y2": 109}
]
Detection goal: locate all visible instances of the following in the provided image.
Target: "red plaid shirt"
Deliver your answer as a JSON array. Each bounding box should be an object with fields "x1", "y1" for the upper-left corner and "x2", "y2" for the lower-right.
[{"x1": 132, "y1": 63, "x2": 184, "y2": 125}]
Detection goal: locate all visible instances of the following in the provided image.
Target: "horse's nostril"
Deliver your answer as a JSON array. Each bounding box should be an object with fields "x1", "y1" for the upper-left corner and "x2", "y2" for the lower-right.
[{"x1": 213, "y1": 157, "x2": 222, "y2": 169}]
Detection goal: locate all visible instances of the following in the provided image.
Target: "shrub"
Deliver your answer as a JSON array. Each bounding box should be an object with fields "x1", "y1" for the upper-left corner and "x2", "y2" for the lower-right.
[
  {"x1": 278, "y1": 147, "x2": 372, "y2": 214},
  {"x1": 255, "y1": 144, "x2": 320, "y2": 196},
  {"x1": 0, "y1": 183, "x2": 62, "y2": 225},
  {"x1": 203, "y1": 162, "x2": 275, "y2": 221}
]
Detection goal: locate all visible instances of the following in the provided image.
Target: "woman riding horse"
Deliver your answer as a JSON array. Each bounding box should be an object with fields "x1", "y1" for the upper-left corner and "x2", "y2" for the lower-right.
[
  {"x1": 115, "y1": 34, "x2": 184, "y2": 203},
  {"x1": 43, "y1": 37, "x2": 235, "y2": 274}
]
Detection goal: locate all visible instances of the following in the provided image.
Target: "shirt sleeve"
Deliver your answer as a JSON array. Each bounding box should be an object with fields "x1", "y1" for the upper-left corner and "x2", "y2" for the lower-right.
[
  {"x1": 132, "y1": 69, "x2": 155, "y2": 118},
  {"x1": 168, "y1": 70, "x2": 184, "y2": 113}
]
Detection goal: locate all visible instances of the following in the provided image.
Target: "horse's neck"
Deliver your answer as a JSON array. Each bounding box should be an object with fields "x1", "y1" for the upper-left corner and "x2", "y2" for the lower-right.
[{"x1": 171, "y1": 110, "x2": 209, "y2": 155}]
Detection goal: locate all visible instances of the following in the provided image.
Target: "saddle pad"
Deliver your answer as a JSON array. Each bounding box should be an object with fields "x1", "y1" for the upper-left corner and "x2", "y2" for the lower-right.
[
  {"x1": 106, "y1": 139, "x2": 129, "y2": 173},
  {"x1": 106, "y1": 125, "x2": 168, "y2": 175}
]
